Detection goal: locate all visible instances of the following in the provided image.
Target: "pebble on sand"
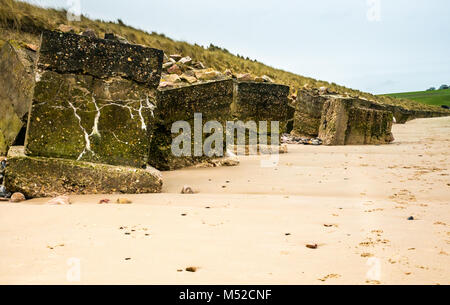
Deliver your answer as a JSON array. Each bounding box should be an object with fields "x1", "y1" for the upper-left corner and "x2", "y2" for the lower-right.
[
  {"x1": 116, "y1": 198, "x2": 132, "y2": 204},
  {"x1": 181, "y1": 185, "x2": 195, "y2": 194},
  {"x1": 10, "y1": 192, "x2": 26, "y2": 203},
  {"x1": 306, "y1": 244, "x2": 318, "y2": 249},
  {"x1": 185, "y1": 266, "x2": 198, "y2": 272}
]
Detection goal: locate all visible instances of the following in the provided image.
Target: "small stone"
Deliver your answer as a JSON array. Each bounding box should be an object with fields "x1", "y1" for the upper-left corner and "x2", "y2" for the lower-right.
[
  {"x1": 306, "y1": 244, "x2": 318, "y2": 249},
  {"x1": 407, "y1": 216, "x2": 414, "y2": 221},
  {"x1": 162, "y1": 61, "x2": 175, "y2": 70},
  {"x1": 24, "y1": 43, "x2": 38, "y2": 52},
  {"x1": 192, "y1": 61, "x2": 205, "y2": 69},
  {"x1": 169, "y1": 54, "x2": 182, "y2": 61},
  {"x1": 116, "y1": 198, "x2": 132, "y2": 204},
  {"x1": 57, "y1": 24, "x2": 74, "y2": 33},
  {"x1": 262, "y1": 75, "x2": 274, "y2": 83},
  {"x1": 104, "y1": 33, "x2": 129, "y2": 44},
  {"x1": 162, "y1": 73, "x2": 182, "y2": 83},
  {"x1": 81, "y1": 29, "x2": 97, "y2": 38},
  {"x1": 185, "y1": 266, "x2": 198, "y2": 272},
  {"x1": 178, "y1": 56, "x2": 192, "y2": 65},
  {"x1": 236, "y1": 73, "x2": 254, "y2": 81},
  {"x1": 10, "y1": 192, "x2": 26, "y2": 203},
  {"x1": 180, "y1": 74, "x2": 197, "y2": 84},
  {"x1": 98, "y1": 199, "x2": 110, "y2": 204},
  {"x1": 167, "y1": 64, "x2": 182, "y2": 75},
  {"x1": 223, "y1": 69, "x2": 233, "y2": 77},
  {"x1": 181, "y1": 186, "x2": 194, "y2": 194},
  {"x1": 47, "y1": 196, "x2": 71, "y2": 205}
]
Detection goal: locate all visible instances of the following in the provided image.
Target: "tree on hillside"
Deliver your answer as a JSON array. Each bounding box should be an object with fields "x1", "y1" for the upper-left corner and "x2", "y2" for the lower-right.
[
  {"x1": 439, "y1": 84, "x2": 449, "y2": 90},
  {"x1": 426, "y1": 87, "x2": 436, "y2": 91}
]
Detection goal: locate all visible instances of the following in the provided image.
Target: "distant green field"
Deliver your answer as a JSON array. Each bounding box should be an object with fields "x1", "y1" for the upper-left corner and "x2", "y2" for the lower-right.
[{"x1": 382, "y1": 89, "x2": 450, "y2": 107}]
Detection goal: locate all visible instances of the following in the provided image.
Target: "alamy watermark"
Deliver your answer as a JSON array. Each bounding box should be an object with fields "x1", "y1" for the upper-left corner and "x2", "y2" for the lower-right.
[{"x1": 171, "y1": 113, "x2": 281, "y2": 167}]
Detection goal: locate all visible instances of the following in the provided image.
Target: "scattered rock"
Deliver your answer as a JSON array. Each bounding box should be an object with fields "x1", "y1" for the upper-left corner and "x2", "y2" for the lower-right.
[
  {"x1": 0, "y1": 185, "x2": 10, "y2": 198},
  {"x1": 281, "y1": 134, "x2": 323, "y2": 145},
  {"x1": 192, "y1": 61, "x2": 205, "y2": 69},
  {"x1": 262, "y1": 75, "x2": 274, "y2": 83},
  {"x1": 47, "y1": 196, "x2": 71, "y2": 205},
  {"x1": 104, "y1": 33, "x2": 129, "y2": 44},
  {"x1": 57, "y1": 24, "x2": 74, "y2": 33},
  {"x1": 162, "y1": 61, "x2": 175, "y2": 70},
  {"x1": 178, "y1": 56, "x2": 192, "y2": 65},
  {"x1": 195, "y1": 69, "x2": 225, "y2": 81},
  {"x1": 407, "y1": 216, "x2": 414, "y2": 221},
  {"x1": 236, "y1": 73, "x2": 254, "y2": 81},
  {"x1": 116, "y1": 198, "x2": 132, "y2": 204},
  {"x1": 180, "y1": 74, "x2": 197, "y2": 84},
  {"x1": 169, "y1": 54, "x2": 182, "y2": 61},
  {"x1": 24, "y1": 43, "x2": 38, "y2": 52},
  {"x1": 162, "y1": 73, "x2": 182, "y2": 83},
  {"x1": 223, "y1": 69, "x2": 233, "y2": 77},
  {"x1": 185, "y1": 266, "x2": 198, "y2": 272},
  {"x1": 80, "y1": 29, "x2": 97, "y2": 38},
  {"x1": 306, "y1": 243, "x2": 318, "y2": 249},
  {"x1": 98, "y1": 199, "x2": 110, "y2": 204},
  {"x1": 181, "y1": 185, "x2": 195, "y2": 194},
  {"x1": 10, "y1": 192, "x2": 25, "y2": 203},
  {"x1": 167, "y1": 64, "x2": 182, "y2": 75}
]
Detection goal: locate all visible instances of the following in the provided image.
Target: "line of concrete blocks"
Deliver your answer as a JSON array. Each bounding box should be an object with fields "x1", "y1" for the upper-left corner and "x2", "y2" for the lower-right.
[
  {"x1": 292, "y1": 88, "x2": 449, "y2": 145},
  {"x1": 1, "y1": 30, "x2": 291, "y2": 197},
  {"x1": 292, "y1": 88, "x2": 394, "y2": 145}
]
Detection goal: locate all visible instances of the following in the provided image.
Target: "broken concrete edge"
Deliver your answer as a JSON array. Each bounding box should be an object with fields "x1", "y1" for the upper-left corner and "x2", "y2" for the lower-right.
[
  {"x1": 0, "y1": 41, "x2": 36, "y2": 156},
  {"x1": 292, "y1": 89, "x2": 450, "y2": 141},
  {"x1": 37, "y1": 30, "x2": 164, "y2": 88},
  {"x1": 318, "y1": 97, "x2": 394, "y2": 146},
  {"x1": 4, "y1": 146, "x2": 162, "y2": 199}
]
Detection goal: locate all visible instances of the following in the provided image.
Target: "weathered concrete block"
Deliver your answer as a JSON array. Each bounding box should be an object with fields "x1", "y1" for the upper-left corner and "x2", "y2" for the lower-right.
[
  {"x1": 318, "y1": 97, "x2": 394, "y2": 145},
  {"x1": 38, "y1": 30, "x2": 163, "y2": 88},
  {"x1": 232, "y1": 81, "x2": 290, "y2": 133},
  {"x1": 5, "y1": 146, "x2": 162, "y2": 198},
  {"x1": 149, "y1": 79, "x2": 234, "y2": 170},
  {"x1": 0, "y1": 42, "x2": 36, "y2": 155},
  {"x1": 291, "y1": 89, "x2": 329, "y2": 138},
  {"x1": 25, "y1": 71, "x2": 156, "y2": 168}
]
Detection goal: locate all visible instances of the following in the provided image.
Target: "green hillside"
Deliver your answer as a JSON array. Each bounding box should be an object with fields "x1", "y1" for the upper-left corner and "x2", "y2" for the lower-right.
[
  {"x1": 0, "y1": 0, "x2": 448, "y2": 114},
  {"x1": 382, "y1": 89, "x2": 450, "y2": 107}
]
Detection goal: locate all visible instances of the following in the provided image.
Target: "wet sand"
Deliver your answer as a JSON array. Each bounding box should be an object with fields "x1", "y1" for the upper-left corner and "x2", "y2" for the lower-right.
[{"x1": 0, "y1": 117, "x2": 449, "y2": 284}]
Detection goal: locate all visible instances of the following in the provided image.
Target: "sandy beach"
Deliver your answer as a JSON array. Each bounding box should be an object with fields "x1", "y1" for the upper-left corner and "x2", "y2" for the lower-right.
[{"x1": 0, "y1": 117, "x2": 449, "y2": 285}]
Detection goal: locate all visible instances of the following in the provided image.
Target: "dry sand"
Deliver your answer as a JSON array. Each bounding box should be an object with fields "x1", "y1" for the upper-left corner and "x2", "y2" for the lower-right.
[{"x1": 0, "y1": 117, "x2": 449, "y2": 285}]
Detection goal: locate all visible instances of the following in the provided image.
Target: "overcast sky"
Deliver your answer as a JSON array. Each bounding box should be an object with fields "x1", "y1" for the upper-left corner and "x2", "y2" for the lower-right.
[{"x1": 23, "y1": 0, "x2": 450, "y2": 94}]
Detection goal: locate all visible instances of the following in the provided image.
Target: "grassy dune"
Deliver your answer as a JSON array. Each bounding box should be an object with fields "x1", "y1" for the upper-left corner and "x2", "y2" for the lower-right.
[
  {"x1": 383, "y1": 89, "x2": 450, "y2": 107},
  {"x1": 0, "y1": 0, "x2": 448, "y2": 114}
]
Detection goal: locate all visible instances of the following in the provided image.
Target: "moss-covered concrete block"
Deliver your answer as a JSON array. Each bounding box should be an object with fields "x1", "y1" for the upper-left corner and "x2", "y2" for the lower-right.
[
  {"x1": 4, "y1": 147, "x2": 162, "y2": 198},
  {"x1": 232, "y1": 81, "x2": 290, "y2": 133},
  {"x1": 38, "y1": 30, "x2": 163, "y2": 88},
  {"x1": 0, "y1": 42, "x2": 36, "y2": 155},
  {"x1": 318, "y1": 97, "x2": 394, "y2": 145},
  {"x1": 291, "y1": 88, "x2": 329, "y2": 138},
  {"x1": 149, "y1": 80, "x2": 234, "y2": 170},
  {"x1": 25, "y1": 71, "x2": 157, "y2": 168}
]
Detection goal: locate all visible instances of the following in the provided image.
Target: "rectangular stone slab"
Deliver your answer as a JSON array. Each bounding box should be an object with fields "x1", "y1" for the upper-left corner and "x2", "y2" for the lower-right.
[
  {"x1": 5, "y1": 147, "x2": 162, "y2": 198},
  {"x1": 38, "y1": 30, "x2": 163, "y2": 88},
  {"x1": 0, "y1": 42, "x2": 36, "y2": 155},
  {"x1": 318, "y1": 97, "x2": 394, "y2": 145},
  {"x1": 232, "y1": 81, "x2": 290, "y2": 133},
  {"x1": 149, "y1": 79, "x2": 234, "y2": 170},
  {"x1": 25, "y1": 71, "x2": 157, "y2": 168},
  {"x1": 292, "y1": 89, "x2": 329, "y2": 138}
]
